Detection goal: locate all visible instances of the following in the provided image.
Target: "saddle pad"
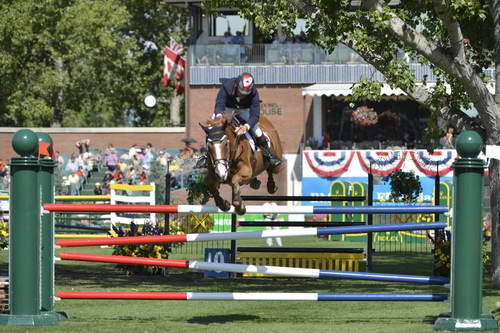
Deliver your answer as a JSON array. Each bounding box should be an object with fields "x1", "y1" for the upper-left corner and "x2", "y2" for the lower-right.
[{"x1": 245, "y1": 132, "x2": 271, "y2": 152}]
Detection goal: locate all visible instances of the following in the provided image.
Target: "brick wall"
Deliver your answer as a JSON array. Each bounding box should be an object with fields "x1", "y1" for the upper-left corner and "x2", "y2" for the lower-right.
[
  {"x1": 0, "y1": 130, "x2": 186, "y2": 160},
  {"x1": 188, "y1": 85, "x2": 313, "y2": 154}
]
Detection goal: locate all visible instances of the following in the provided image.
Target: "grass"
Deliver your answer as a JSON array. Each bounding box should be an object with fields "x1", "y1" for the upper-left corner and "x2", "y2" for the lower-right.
[{"x1": 0, "y1": 239, "x2": 499, "y2": 333}]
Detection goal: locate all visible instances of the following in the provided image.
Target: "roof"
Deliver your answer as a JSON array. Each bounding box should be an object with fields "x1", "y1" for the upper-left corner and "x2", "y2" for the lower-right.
[{"x1": 302, "y1": 83, "x2": 405, "y2": 97}]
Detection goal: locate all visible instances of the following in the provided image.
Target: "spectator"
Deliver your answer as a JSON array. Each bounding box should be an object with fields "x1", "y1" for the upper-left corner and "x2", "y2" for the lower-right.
[
  {"x1": 181, "y1": 138, "x2": 196, "y2": 157},
  {"x1": 125, "y1": 167, "x2": 136, "y2": 185},
  {"x1": 0, "y1": 161, "x2": 7, "y2": 178},
  {"x1": 128, "y1": 144, "x2": 139, "y2": 159},
  {"x1": 117, "y1": 157, "x2": 127, "y2": 173},
  {"x1": 157, "y1": 151, "x2": 168, "y2": 169},
  {"x1": 68, "y1": 171, "x2": 80, "y2": 195},
  {"x1": 75, "y1": 139, "x2": 90, "y2": 155},
  {"x1": 105, "y1": 150, "x2": 118, "y2": 172},
  {"x1": 231, "y1": 31, "x2": 247, "y2": 63},
  {"x1": 64, "y1": 154, "x2": 79, "y2": 175},
  {"x1": 139, "y1": 170, "x2": 148, "y2": 184},
  {"x1": 56, "y1": 151, "x2": 65, "y2": 170},
  {"x1": 322, "y1": 131, "x2": 330, "y2": 150},
  {"x1": 94, "y1": 182, "x2": 103, "y2": 195},
  {"x1": 102, "y1": 171, "x2": 114, "y2": 188},
  {"x1": 440, "y1": 127, "x2": 455, "y2": 149},
  {"x1": 143, "y1": 146, "x2": 154, "y2": 170},
  {"x1": 402, "y1": 133, "x2": 415, "y2": 149},
  {"x1": 105, "y1": 143, "x2": 116, "y2": 156},
  {"x1": 222, "y1": 31, "x2": 236, "y2": 59}
]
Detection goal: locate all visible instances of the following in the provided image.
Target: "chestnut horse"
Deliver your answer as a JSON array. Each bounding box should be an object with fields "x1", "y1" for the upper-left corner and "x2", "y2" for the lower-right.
[{"x1": 199, "y1": 113, "x2": 284, "y2": 215}]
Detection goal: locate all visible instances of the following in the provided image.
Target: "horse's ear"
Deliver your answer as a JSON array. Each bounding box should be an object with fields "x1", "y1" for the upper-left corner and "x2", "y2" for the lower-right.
[{"x1": 199, "y1": 122, "x2": 208, "y2": 133}]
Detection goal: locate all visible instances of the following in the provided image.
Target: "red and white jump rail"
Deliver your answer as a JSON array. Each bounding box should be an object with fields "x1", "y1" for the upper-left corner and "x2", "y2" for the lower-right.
[
  {"x1": 58, "y1": 252, "x2": 450, "y2": 285},
  {"x1": 56, "y1": 221, "x2": 447, "y2": 247},
  {"x1": 56, "y1": 291, "x2": 448, "y2": 302},
  {"x1": 43, "y1": 203, "x2": 448, "y2": 215}
]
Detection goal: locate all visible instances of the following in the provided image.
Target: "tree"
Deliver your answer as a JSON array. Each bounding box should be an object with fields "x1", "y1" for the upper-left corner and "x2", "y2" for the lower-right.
[
  {"x1": 207, "y1": 0, "x2": 500, "y2": 286},
  {"x1": 0, "y1": 0, "x2": 186, "y2": 127}
]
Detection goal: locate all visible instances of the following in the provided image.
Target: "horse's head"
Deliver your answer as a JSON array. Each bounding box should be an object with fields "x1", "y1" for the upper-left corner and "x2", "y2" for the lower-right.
[{"x1": 199, "y1": 116, "x2": 234, "y2": 182}]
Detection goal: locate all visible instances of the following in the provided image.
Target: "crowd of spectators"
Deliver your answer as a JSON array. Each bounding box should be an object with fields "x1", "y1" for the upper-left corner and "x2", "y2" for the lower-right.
[
  {"x1": 0, "y1": 160, "x2": 8, "y2": 192},
  {"x1": 58, "y1": 139, "x2": 204, "y2": 196}
]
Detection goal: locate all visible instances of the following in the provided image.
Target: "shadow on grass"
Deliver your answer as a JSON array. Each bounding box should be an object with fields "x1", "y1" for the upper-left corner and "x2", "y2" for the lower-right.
[{"x1": 187, "y1": 314, "x2": 260, "y2": 325}]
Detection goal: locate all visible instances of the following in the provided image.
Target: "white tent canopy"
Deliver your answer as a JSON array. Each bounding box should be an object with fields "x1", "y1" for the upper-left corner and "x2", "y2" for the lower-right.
[{"x1": 302, "y1": 83, "x2": 495, "y2": 97}]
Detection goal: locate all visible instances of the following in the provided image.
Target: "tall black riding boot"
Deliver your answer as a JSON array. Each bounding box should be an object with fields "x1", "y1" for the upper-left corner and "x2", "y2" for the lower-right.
[{"x1": 255, "y1": 136, "x2": 282, "y2": 169}]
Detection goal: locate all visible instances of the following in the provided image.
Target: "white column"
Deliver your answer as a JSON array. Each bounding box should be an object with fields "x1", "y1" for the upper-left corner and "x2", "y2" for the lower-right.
[{"x1": 313, "y1": 96, "x2": 322, "y2": 143}]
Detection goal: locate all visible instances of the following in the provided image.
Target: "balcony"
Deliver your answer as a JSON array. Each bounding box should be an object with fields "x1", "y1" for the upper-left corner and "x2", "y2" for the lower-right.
[
  {"x1": 191, "y1": 43, "x2": 367, "y2": 67},
  {"x1": 189, "y1": 43, "x2": 495, "y2": 86}
]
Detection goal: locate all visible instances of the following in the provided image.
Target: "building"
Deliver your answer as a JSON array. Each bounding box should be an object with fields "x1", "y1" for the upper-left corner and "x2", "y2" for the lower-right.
[{"x1": 168, "y1": 0, "x2": 492, "y2": 155}]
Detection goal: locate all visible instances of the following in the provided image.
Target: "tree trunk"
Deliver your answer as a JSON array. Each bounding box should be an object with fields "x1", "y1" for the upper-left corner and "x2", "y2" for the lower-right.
[
  {"x1": 490, "y1": 0, "x2": 500, "y2": 288},
  {"x1": 51, "y1": 58, "x2": 63, "y2": 127},
  {"x1": 170, "y1": 94, "x2": 182, "y2": 126}
]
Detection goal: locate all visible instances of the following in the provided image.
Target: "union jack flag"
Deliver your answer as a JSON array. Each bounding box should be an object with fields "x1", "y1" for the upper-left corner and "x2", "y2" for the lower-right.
[{"x1": 163, "y1": 40, "x2": 186, "y2": 95}]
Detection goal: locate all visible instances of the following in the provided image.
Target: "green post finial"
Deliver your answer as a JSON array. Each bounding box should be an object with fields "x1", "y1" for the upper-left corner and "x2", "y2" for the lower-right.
[
  {"x1": 12, "y1": 129, "x2": 38, "y2": 157},
  {"x1": 455, "y1": 130, "x2": 482, "y2": 158}
]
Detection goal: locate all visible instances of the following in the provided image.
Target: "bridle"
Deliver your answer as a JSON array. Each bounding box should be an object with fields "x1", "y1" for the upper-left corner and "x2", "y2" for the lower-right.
[{"x1": 204, "y1": 119, "x2": 243, "y2": 179}]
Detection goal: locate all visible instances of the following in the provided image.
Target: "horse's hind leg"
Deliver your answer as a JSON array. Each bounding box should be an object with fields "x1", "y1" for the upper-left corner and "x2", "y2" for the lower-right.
[
  {"x1": 266, "y1": 171, "x2": 278, "y2": 194},
  {"x1": 249, "y1": 178, "x2": 261, "y2": 190}
]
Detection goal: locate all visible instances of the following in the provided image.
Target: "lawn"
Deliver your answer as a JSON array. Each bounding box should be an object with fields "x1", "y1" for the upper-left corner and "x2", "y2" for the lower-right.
[{"x1": 0, "y1": 238, "x2": 498, "y2": 333}]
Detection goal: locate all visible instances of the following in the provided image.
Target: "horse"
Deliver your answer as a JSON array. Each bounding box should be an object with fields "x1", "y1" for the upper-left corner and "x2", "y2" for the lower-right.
[{"x1": 199, "y1": 113, "x2": 284, "y2": 215}]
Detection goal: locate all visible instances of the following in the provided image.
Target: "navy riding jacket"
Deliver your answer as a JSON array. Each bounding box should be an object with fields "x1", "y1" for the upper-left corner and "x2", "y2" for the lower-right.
[{"x1": 214, "y1": 77, "x2": 261, "y2": 129}]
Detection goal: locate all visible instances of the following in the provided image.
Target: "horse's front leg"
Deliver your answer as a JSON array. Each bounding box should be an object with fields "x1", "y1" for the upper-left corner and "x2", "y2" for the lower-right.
[
  {"x1": 231, "y1": 165, "x2": 252, "y2": 215},
  {"x1": 205, "y1": 177, "x2": 231, "y2": 212},
  {"x1": 231, "y1": 182, "x2": 245, "y2": 215}
]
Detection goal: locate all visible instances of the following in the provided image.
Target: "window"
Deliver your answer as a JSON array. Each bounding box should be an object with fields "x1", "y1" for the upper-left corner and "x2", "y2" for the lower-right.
[{"x1": 209, "y1": 12, "x2": 249, "y2": 37}]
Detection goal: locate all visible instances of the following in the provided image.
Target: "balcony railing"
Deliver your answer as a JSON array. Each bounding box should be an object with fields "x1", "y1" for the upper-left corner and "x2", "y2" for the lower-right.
[{"x1": 190, "y1": 43, "x2": 402, "y2": 66}]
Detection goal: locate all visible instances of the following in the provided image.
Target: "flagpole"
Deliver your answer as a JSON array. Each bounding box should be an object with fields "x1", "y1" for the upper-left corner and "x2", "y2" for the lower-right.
[{"x1": 185, "y1": 42, "x2": 191, "y2": 138}]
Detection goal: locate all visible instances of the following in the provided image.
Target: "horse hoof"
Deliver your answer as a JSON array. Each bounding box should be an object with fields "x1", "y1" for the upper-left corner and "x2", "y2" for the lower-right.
[
  {"x1": 235, "y1": 206, "x2": 246, "y2": 215},
  {"x1": 250, "y1": 179, "x2": 261, "y2": 190},
  {"x1": 267, "y1": 182, "x2": 278, "y2": 194},
  {"x1": 218, "y1": 200, "x2": 231, "y2": 211}
]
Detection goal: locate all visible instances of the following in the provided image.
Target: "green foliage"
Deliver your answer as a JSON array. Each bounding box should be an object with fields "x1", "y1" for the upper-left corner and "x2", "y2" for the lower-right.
[
  {"x1": 0, "y1": 0, "x2": 186, "y2": 127},
  {"x1": 186, "y1": 172, "x2": 211, "y2": 205},
  {"x1": 432, "y1": 232, "x2": 491, "y2": 277},
  {"x1": 385, "y1": 170, "x2": 422, "y2": 202},
  {"x1": 0, "y1": 218, "x2": 8, "y2": 250}
]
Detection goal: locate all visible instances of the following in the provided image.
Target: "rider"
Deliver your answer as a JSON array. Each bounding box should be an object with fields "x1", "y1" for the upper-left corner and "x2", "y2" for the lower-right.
[{"x1": 196, "y1": 72, "x2": 282, "y2": 169}]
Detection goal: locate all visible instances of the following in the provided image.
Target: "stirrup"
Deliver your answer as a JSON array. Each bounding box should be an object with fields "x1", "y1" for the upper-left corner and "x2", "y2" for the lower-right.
[{"x1": 268, "y1": 156, "x2": 282, "y2": 169}]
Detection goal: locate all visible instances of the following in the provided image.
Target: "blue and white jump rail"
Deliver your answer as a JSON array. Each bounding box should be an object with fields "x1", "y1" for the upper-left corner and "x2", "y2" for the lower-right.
[{"x1": 57, "y1": 222, "x2": 448, "y2": 247}]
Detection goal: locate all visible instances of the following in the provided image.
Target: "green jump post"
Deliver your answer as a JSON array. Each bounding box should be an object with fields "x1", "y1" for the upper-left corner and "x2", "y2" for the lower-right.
[
  {"x1": 0, "y1": 129, "x2": 60, "y2": 326},
  {"x1": 37, "y1": 132, "x2": 68, "y2": 322},
  {"x1": 434, "y1": 131, "x2": 498, "y2": 331}
]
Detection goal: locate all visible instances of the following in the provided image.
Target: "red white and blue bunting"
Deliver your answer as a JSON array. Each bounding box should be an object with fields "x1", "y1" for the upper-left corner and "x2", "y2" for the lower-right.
[
  {"x1": 357, "y1": 151, "x2": 407, "y2": 177},
  {"x1": 410, "y1": 150, "x2": 456, "y2": 176},
  {"x1": 304, "y1": 151, "x2": 355, "y2": 177}
]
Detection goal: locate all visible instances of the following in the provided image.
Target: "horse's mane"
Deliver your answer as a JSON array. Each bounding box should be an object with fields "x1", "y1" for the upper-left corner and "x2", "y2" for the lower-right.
[{"x1": 201, "y1": 115, "x2": 237, "y2": 134}]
